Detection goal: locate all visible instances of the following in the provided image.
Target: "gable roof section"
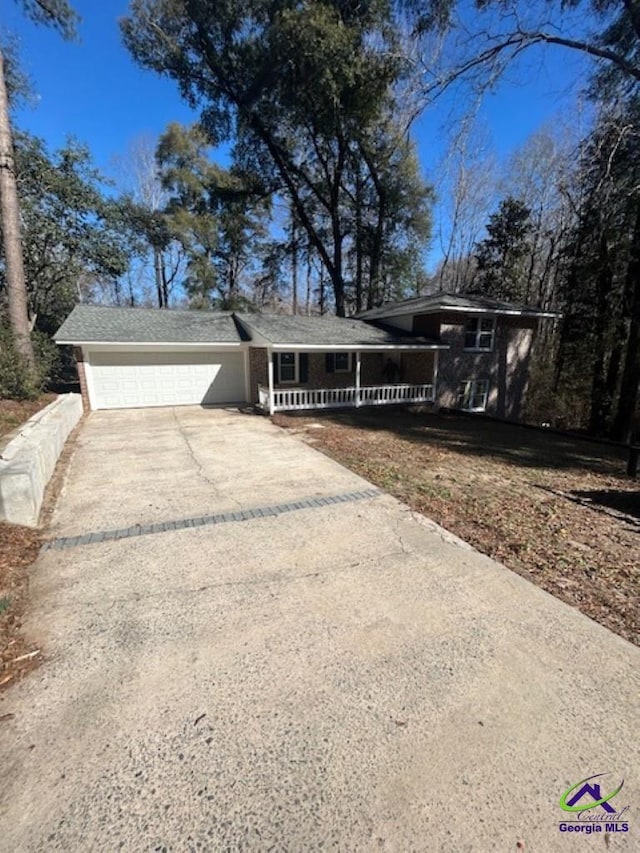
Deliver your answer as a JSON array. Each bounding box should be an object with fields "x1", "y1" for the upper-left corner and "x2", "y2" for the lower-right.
[
  {"x1": 235, "y1": 313, "x2": 443, "y2": 349},
  {"x1": 55, "y1": 305, "x2": 247, "y2": 345},
  {"x1": 54, "y1": 305, "x2": 446, "y2": 348},
  {"x1": 356, "y1": 292, "x2": 561, "y2": 322}
]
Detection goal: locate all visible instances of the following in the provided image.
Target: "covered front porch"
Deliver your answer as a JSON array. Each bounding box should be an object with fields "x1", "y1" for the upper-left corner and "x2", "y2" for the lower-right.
[
  {"x1": 256, "y1": 347, "x2": 440, "y2": 414},
  {"x1": 259, "y1": 381, "x2": 435, "y2": 413}
]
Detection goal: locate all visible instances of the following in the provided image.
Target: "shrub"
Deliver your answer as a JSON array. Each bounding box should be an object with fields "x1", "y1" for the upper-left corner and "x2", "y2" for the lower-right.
[{"x1": 0, "y1": 325, "x2": 57, "y2": 400}]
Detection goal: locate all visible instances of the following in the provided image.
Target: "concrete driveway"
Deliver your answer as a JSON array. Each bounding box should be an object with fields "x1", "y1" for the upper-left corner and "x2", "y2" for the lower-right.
[{"x1": 0, "y1": 407, "x2": 638, "y2": 852}]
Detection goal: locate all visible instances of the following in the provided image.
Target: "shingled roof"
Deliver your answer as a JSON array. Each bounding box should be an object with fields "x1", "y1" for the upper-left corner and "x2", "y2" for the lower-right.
[
  {"x1": 55, "y1": 305, "x2": 446, "y2": 348},
  {"x1": 235, "y1": 313, "x2": 443, "y2": 348},
  {"x1": 55, "y1": 305, "x2": 247, "y2": 344},
  {"x1": 356, "y1": 292, "x2": 561, "y2": 321}
]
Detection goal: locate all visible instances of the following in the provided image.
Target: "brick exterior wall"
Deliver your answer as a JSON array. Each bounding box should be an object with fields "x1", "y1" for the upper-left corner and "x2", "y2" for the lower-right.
[
  {"x1": 400, "y1": 351, "x2": 435, "y2": 384},
  {"x1": 248, "y1": 347, "x2": 269, "y2": 403},
  {"x1": 416, "y1": 313, "x2": 536, "y2": 419},
  {"x1": 74, "y1": 347, "x2": 91, "y2": 411}
]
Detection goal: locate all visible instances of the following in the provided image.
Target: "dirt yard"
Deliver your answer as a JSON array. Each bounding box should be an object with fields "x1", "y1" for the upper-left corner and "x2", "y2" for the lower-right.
[
  {"x1": 0, "y1": 393, "x2": 65, "y2": 689},
  {"x1": 275, "y1": 409, "x2": 640, "y2": 646},
  {"x1": 0, "y1": 394, "x2": 56, "y2": 448},
  {"x1": 0, "y1": 522, "x2": 42, "y2": 689}
]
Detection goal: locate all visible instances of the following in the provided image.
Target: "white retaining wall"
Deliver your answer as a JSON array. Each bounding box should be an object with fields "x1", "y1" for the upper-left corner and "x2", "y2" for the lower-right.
[{"x1": 0, "y1": 394, "x2": 83, "y2": 527}]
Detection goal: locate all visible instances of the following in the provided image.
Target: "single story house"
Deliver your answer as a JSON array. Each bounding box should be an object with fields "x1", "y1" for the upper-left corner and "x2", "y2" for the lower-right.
[{"x1": 54, "y1": 293, "x2": 558, "y2": 417}]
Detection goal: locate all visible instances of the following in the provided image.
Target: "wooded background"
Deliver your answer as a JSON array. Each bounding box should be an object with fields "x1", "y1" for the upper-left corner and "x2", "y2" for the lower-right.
[{"x1": 0, "y1": 0, "x2": 638, "y2": 441}]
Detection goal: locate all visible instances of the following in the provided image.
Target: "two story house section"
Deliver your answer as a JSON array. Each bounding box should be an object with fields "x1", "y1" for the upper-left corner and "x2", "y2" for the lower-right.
[{"x1": 357, "y1": 293, "x2": 561, "y2": 420}]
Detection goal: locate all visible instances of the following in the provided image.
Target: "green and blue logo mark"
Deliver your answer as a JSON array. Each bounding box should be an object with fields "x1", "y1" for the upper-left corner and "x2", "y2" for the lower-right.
[{"x1": 558, "y1": 773, "x2": 630, "y2": 835}]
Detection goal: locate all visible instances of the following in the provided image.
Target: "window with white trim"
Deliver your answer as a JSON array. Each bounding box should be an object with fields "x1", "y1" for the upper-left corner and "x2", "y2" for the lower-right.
[
  {"x1": 464, "y1": 317, "x2": 495, "y2": 351},
  {"x1": 334, "y1": 352, "x2": 352, "y2": 372},
  {"x1": 278, "y1": 352, "x2": 298, "y2": 383},
  {"x1": 457, "y1": 379, "x2": 489, "y2": 412}
]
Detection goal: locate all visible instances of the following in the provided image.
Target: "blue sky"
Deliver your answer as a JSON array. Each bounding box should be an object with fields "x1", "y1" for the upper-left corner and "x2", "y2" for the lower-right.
[
  {"x1": 4, "y1": 1, "x2": 199, "y2": 169},
  {"x1": 4, "y1": 0, "x2": 589, "y2": 264}
]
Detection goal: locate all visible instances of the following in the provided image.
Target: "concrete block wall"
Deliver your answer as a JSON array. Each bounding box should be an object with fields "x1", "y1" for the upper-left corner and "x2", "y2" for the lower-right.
[{"x1": 0, "y1": 394, "x2": 83, "y2": 527}]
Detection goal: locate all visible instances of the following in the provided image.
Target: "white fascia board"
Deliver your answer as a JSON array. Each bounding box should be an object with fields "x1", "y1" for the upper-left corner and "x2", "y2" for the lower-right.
[
  {"x1": 270, "y1": 343, "x2": 449, "y2": 351},
  {"x1": 434, "y1": 306, "x2": 562, "y2": 318},
  {"x1": 373, "y1": 306, "x2": 562, "y2": 320},
  {"x1": 57, "y1": 341, "x2": 247, "y2": 349}
]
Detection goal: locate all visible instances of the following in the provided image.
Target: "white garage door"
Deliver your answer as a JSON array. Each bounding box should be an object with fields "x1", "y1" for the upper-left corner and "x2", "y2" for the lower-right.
[{"x1": 87, "y1": 350, "x2": 247, "y2": 410}]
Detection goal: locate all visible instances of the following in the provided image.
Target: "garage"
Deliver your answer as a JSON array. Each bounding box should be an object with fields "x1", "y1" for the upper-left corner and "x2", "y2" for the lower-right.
[
  {"x1": 55, "y1": 305, "x2": 250, "y2": 411},
  {"x1": 86, "y1": 349, "x2": 247, "y2": 410}
]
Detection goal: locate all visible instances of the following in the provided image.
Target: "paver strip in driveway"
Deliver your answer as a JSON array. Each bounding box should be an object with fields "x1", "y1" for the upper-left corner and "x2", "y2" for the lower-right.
[
  {"x1": 0, "y1": 406, "x2": 638, "y2": 852},
  {"x1": 42, "y1": 489, "x2": 381, "y2": 551}
]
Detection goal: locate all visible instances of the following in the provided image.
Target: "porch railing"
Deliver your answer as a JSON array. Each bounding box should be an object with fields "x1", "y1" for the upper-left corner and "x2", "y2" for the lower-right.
[{"x1": 258, "y1": 383, "x2": 434, "y2": 413}]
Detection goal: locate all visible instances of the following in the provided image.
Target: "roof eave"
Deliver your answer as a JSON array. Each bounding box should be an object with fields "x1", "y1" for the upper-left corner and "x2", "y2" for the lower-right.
[
  {"x1": 55, "y1": 339, "x2": 246, "y2": 347},
  {"x1": 423, "y1": 305, "x2": 562, "y2": 318},
  {"x1": 361, "y1": 305, "x2": 562, "y2": 320},
  {"x1": 269, "y1": 342, "x2": 448, "y2": 351}
]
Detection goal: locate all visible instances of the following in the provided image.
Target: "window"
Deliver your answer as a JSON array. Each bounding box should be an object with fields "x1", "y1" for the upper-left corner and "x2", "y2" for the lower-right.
[
  {"x1": 464, "y1": 317, "x2": 495, "y2": 351},
  {"x1": 325, "y1": 353, "x2": 353, "y2": 373},
  {"x1": 334, "y1": 352, "x2": 352, "y2": 373},
  {"x1": 278, "y1": 352, "x2": 297, "y2": 383},
  {"x1": 457, "y1": 380, "x2": 489, "y2": 412},
  {"x1": 275, "y1": 353, "x2": 309, "y2": 384}
]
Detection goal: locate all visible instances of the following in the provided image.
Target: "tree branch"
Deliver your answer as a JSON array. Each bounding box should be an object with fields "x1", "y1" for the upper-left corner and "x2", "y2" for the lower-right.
[{"x1": 422, "y1": 28, "x2": 640, "y2": 101}]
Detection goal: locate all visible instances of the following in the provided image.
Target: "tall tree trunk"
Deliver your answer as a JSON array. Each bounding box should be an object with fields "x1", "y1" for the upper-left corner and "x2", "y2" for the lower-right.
[
  {"x1": 367, "y1": 206, "x2": 385, "y2": 310},
  {"x1": 332, "y1": 270, "x2": 345, "y2": 316},
  {"x1": 305, "y1": 252, "x2": 312, "y2": 316},
  {"x1": 588, "y1": 232, "x2": 613, "y2": 435},
  {"x1": 331, "y1": 218, "x2": 345, "y2": 316},
  {"x1": 153, "y1": 247, "x2": 165, "y2": 307},
  {"x1": 290, "y1": 206, "x2": 298, "y2": 315},
  {"x1": 613, "y1": 203, "x2": 640, "y2": 443},
  {"x1": 127, "y1": 274, "x2": 136, "y2": 307},
  {"x1": 161, "y1": 258, "x2": 169, "y2": 308},
  {"x1": 354, "y1": 170, "x2": 363, "y2": 313},
  {"x1": 605, "y1": 219, "x2": 637, "y2": 428},
  {"x1": 0, "y1": 49, "x2": 34, "y2": 367}
]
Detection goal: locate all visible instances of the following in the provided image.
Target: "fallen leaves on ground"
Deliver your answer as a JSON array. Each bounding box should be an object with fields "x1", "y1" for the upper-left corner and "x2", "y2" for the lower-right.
[
  {"x1": 0, "y1": 394, "x2": 56, "y2": 448},
  {"x1": 275, "y1": 410, "x2": 639, "y2": 646},
  {"x1": 0, "y1": 522, "x2": 42, "y2": 689}
]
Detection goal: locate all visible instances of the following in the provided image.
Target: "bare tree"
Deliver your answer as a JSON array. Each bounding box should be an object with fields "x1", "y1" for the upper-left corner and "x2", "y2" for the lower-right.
[
  {"x1": 112, "y1": 134, "x2": 184, "y2": 308},
  {"x1": 414, "y1": 0, "x2": 640, "y2": 106},
  {"x1": 433, "y1": 116, "x2": 498, "y2": 292},
  {"x1": 500, "y1": 119, "x2": 580, "y2": 309}
]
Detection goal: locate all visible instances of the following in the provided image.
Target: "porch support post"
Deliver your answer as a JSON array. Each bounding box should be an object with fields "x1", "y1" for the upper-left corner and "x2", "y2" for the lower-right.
[
  {"x1": 432, "y1": 349, "x2": 439, "y2": 405},
  {"x1": 355, "y1": 350, "x2": 361, "y2": 408},
  {"x1": 268, "y1": 349, "x2": 275, "y2": 415}
]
